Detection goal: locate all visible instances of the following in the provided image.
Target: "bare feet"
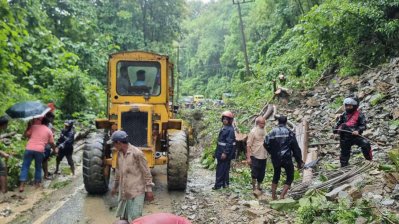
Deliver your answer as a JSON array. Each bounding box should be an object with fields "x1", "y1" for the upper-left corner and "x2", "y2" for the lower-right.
[{"x1": 19, "y1": 182, "x2": 25, "y2": 192}]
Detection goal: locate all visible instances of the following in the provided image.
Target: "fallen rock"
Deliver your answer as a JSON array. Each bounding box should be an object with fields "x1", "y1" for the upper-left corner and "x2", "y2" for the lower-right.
[
  {"x1": 230, "y1": 205, "x2": 239, "y2": 211},
  {"x1": 243, "y1": 200, "x2": 260, "y2": 209},
  {"x1": 341, "y1": 77, "x2": 357, "y2": 86},
  {"x1": 188, "y1": 214, "x2": 196, "y2": 220},
  {"x1": 381, "y1": 199, "x2": 395, "y2": 206},
  {"x1": 325, "y1": 184, "x2": 351, "y2": 200},
  {"x1": 371, "y1": 194, "x2": 383, "y2": 203},
  {"x1": 348, "y1": 188, "x2": 362, "y2": 200},
  {"x1": 369, "y1": 170, "x2": 381, "y2": 175},
  {"x1": 361, "y1": 185, "x2": 384, "y2": 195},
  {"x1": 355, "y1": 216, "x2": 368, "y2": 224},
  {"x1": 349, "y1": 176, "x2": 365, "y2": 187},
  {"x1": 269, "y1": 198, "x2": 297, "y2": 211},
  {"x1": 245, "y1": 209, "x2": 268, "y2": 218},
  {"x1": 338, "y1": 191, "x2": 352, "y2": 202},
  {"x1": 0, "y1": 208, "x2": 12, "y2": 217},
  {"x1": 250, "y1": 217, "x2": 270, "y2": 224},
  {"x1": 393, "y1": 109, "x2": 399, "y2": 119},
  {"x1": 306, "y1": 98, "x2": 320, "y2": 107}
]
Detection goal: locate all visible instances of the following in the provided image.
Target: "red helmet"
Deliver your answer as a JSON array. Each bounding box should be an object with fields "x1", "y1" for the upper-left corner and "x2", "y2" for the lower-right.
[{"x1": 222, "y1": 111, "x2": 234, "y2": 119}]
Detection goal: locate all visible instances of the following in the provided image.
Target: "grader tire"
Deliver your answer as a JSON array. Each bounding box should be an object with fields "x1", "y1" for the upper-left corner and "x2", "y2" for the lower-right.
[
  {"x1": 167, "y1": 130, "x2": 189, "y2": 190},
  {"x1": 83, "y1": 132, "x2": 109, "y2": 194}
]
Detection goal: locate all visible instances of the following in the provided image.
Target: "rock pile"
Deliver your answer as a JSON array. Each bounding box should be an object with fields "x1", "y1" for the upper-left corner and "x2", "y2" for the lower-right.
[{"x1": 286, "y1": 58, "x2": 399, "y2": 154}]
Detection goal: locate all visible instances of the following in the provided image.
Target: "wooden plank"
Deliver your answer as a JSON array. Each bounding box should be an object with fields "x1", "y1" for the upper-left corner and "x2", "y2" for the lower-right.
[
  {"x1": 302, "y1": 148, "x2": 318, "y2": 183},
  {"x1": 295, "y1": 120, "x2": 308, "y2": 162},
  {"x1": 262, "y1": 105, "x2": 274, "y2": 120}
]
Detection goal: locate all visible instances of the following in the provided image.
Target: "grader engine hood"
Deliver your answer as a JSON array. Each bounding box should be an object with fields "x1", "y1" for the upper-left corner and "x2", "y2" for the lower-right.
[{"x1": 117, "y1": 104, "x2": 153, "y2": 148}]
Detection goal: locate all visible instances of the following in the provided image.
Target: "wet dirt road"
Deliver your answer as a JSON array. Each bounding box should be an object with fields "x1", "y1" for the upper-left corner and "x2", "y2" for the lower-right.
[
  {"x1": 15, "y1": 164, "x2": 186, "y2": 224},
  {"x1": 9, "y1": 143, "x2": 217, "y2": 224}
]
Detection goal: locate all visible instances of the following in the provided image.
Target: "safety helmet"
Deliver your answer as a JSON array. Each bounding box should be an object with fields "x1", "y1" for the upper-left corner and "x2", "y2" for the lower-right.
[
  {"x1": 343, "y1": 97, "x2": 358, "y2": 106},
  {"x1": 221, "y1": 111, "x2": 234, "y2": 119},
  {"x1": 64, "y1": 120, "x2": 74, "y2": 127}
]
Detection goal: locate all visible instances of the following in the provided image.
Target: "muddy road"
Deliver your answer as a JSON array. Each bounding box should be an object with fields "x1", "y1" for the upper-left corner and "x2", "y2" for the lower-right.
[{"x1": 7, "y1": 145, "x2": 216, "y2": 224}]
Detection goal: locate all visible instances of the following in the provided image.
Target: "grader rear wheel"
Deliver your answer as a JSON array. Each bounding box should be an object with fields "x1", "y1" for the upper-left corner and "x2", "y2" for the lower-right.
[
  {"x1": 167, "y1": 130, "x2": 189, "y2": 190},
  {"x1": 82, "y1": 132, "x2": 110, "y2": 194}
]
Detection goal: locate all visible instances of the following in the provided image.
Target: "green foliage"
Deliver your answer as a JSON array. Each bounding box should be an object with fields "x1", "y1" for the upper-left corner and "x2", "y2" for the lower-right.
[
  {"x1": 1, "y1": 0, "x2": 186, "y2": 118},
  {"x1": 0, "y1": 0, "x2": 185, "y2": 190},
  {"x1": 370, "y1": 93, "x2": 386, "y2": 106},
  {"x1": 180, "y1": 0, "x2": 399, "y2": 104},
  {"x1": 296, "y1": 195, "x2": 376, "y2": 224},
  {"x1": 388, "y1": 148, "x2": 399, "y2": 171},
  {"x1": 201, "y1": 140, "x2": 217, "y2": 170},
  {"x1": 0, "y1": 120, "x2": 30, "y2": 189},
  {"x1": 329, "y1": 96, "x2": 344, "y2": 110},
  {"x1": 50, "y1": 180, "x2": 71, "y2": 189},
  {"x1": 390, "y1": 119, "x2": 399, "y2": 127}
]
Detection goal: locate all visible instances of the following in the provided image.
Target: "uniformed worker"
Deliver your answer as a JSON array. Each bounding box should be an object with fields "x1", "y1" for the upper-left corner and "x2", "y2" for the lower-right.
[{"x1": 213, "y1": 111, "x2": 236, "y2": 190}]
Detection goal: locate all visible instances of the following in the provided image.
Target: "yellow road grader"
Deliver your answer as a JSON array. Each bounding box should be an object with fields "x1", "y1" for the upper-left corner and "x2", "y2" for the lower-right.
[{"x1": 83, "y1": 51, "x2": 189, "y2": 194}]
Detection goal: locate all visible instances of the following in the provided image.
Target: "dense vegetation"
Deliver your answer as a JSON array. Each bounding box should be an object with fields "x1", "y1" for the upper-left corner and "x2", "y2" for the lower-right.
[
  {"x1": 180, "y1": 0, "x2": 399, "y2": 113},
  {"x1": 0, "y1": 0, "x2": 185, "y2": 188},
  {"x1": 0, "y1": 0, "x2": 185, "y2": 118},
  {"x1": 2, "y1": 0, "x2": 398, "y2": 120}
]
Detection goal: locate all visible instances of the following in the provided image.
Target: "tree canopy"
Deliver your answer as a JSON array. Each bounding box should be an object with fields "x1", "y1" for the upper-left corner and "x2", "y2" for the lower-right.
[
  {"x1": 179, "y1": 0, "x2": 399, "y2": 110},
  {"x1": 1, "y1": 0, "x2": 399, "y2": 117},
  {"x1": 0, "y1": 0, "x2": 186, "y2": 118}
]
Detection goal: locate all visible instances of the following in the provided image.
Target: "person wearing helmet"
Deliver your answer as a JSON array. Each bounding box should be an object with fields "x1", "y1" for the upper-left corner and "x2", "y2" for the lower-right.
[
  {"x1": 264, "y1": 115, "x2": 303, "y2": 200},
  {"x1": 334, "y1": 97, "x2": 372, "y2": 167},
  {"x1": 55, "y1": 120, "x2": 75, "y2": 175},
  {"x1": 213, "y1": 111, "x2": 236, "y2": 190}
]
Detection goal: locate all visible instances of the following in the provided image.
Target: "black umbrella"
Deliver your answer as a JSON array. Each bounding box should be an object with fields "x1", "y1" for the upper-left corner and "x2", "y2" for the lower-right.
[{"x1": 6, "y1": 101, "x2": 50, "y2": 121}]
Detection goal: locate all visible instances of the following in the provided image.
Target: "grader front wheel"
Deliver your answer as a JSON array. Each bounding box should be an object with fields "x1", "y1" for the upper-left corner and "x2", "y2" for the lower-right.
[
  {"x1": 167, "y1": 130, "x2": 189, "y2": 190},
  {"x1": 82, "y1": 132, "x2": 110, "y2": 194}
]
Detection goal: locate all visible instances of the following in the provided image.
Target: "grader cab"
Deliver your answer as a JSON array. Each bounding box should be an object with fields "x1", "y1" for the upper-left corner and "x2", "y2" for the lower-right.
[{"x1": 83, "y1": 51, "x2": 189, "y2": 194}]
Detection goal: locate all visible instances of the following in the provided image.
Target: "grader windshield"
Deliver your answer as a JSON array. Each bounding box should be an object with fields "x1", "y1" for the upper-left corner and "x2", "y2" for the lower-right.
[{"x1": 116, "y1": 61, "x2": 161, "y2": 96}]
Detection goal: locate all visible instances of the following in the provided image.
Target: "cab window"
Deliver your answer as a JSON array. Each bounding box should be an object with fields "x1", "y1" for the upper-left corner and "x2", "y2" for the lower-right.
[{"x1": 116, "y1": 61, "x2": 161, "y2": 96}]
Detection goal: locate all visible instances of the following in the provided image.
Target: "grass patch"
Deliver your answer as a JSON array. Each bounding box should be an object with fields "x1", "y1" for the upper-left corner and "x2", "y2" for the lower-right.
[{"x1": 50, "y1": 179, "x2": 71, "y2": 189}]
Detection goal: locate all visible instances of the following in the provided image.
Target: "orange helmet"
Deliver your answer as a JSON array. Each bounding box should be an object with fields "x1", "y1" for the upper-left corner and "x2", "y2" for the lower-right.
[{"x1": 221, "y1": 111, "x2": 234, "y2": 119}]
